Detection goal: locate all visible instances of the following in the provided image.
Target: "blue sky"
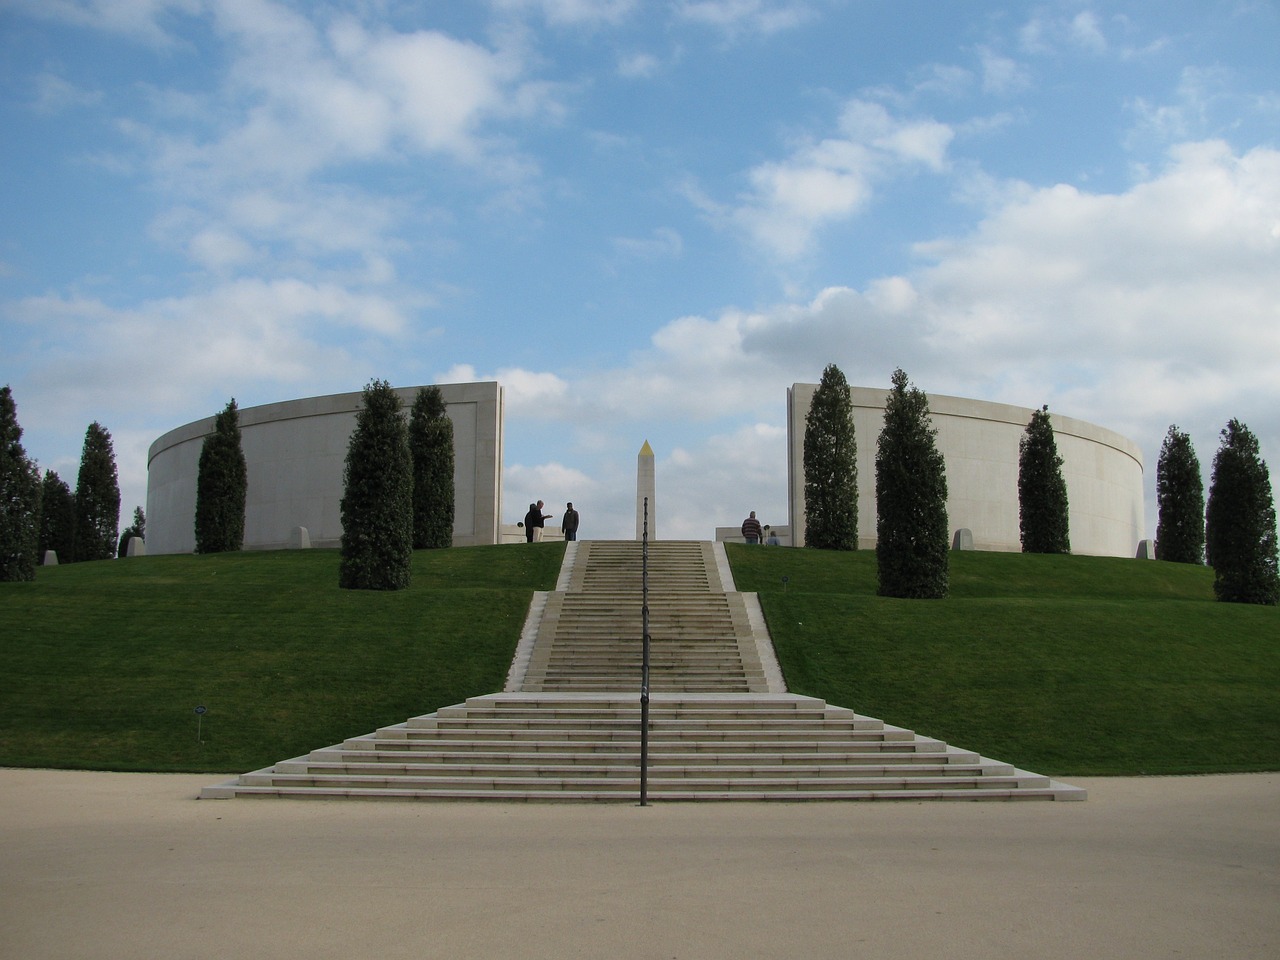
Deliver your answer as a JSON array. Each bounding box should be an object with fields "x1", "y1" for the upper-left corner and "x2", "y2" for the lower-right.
[{"x1": 3, "y1": 0, "x2": 1278, "y2": 542}]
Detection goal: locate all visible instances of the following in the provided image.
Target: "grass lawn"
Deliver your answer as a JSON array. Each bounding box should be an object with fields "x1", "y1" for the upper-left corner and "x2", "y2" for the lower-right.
[
  {"x1": 2, "y1": 541, "x2": 1276, "y2": 777},
  {"x1": 0, "y1": 544, "x2": 564, "y2": 773},
  {"x1": 726, "y1": 544, "x2": 1280, "y2": 776}
]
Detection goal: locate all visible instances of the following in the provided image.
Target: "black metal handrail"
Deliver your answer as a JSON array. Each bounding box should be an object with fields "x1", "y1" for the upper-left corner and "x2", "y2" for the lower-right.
[{"x1": 640, "y1": 496, "x2": 651, "y2": 806}]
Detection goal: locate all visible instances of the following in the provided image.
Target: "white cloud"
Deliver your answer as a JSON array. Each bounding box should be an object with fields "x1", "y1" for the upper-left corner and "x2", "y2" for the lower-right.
[
  {"x1": 11, "y1": 0, "x2": 200, "y2": 47},
  {"x1": 187, "y1": 226, "x2": 256, "y2": 271},
  {"x1": 491, "y1": 0, "x2": 639, "y2": 26},
  {"x1": 976, "y1": 47, "x2": 1030, "y2": 96},
  {"x1": 734, "y1": 146, "x2": 874, "y2": 259},
  {"x1": 118, "y1": 3, "x2": 561, "y2": 194},
  {"x1": 7, "y1": 278, "x2": 413, "y2": 424},
  {"x1": 1123, "y1": 66, "x2": 1280, "y2": 154},
  {"x1": 910, "y1": 63, "x2": 974, "y2": 99},
  {"x1": 492, "y1": 368, "x2": 572, "y2": 413},
  {"x1": 916, "y1": 140, "x2": 1280, "y2": 381},
  {"x1": 674, "y1": 0, "x2": 813, "y2": 37},
  {"x1": 617, "y1": 52, "x2": 662, "y2": 79},
  {"x1": 1069, "y1": 11, "x2": 1108, "y2": 53},
  {"x1": 612, "y1": 227, "x2": 684, "y2": 260},
  {"x1": 31, "y1": 73, "x2": 103, "y2": 113},
  {"x1": 1019, "y1": 9, "x2": 1160, "y2": 60},
  {"x1": 723, "y1": 100, "x2": 954, "y2": 260}
]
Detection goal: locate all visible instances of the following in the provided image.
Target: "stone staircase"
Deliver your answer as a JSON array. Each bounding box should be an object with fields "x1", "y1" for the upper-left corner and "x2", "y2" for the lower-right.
[
  {"x1": 518, "y1": 541, "x2": 771, "y2": 693},
  {"x1": 202, "y1": 540, "x2": 1085, "y2": 802}
]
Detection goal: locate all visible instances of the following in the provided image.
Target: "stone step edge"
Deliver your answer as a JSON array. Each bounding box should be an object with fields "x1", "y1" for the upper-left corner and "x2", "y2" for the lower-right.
[
  {"x1": 236, "y1": 774, "x2": 1050, "y2": 792},
  {"x1": 202, "y1": 782, "x2": 1085, "y2": 802},
  {"x1": 274, "y1": 760, "x2": 1014, "y2": 777}
]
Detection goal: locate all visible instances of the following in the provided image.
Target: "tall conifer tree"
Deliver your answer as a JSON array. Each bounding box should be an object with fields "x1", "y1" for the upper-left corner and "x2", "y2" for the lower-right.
[
  {"x1": 0, "y1": 386, "x2": 42, "y2": 581},
  {"x1": 409, "y1": 386, "x2": 455, "y2": 549},
  {"x1": 1018, "y1": 406, "x2": 1071, "y2": 554},
  {"x1": 195, "y1": 399, "x2": 248, "y2": 554},
  {"x1": 803, "y1": 364, "x2": 858, "y2": 550},
  {"x1": 73, "y1": 421, "x2": 119, "y2": 562},
  {"x1": 1205, "y1": 419, "x2": 1278, "y2": 605},
  {"x1": 340, "y1": 380, "x2": 413, "y2": 590},
  {"x1": 39, "y1": 470, "x2": 76, "y2": 565},
  {"x1": 875, "y1": 369, "x2": 948, "y2": 598},
  {"x1": 1155, "y1": 425, "x2": 1204, "y2": 564}
]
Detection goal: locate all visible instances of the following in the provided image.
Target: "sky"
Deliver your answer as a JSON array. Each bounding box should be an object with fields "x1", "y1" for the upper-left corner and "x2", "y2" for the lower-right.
[{"x1": 3, "y1": 0, "x2": 1278, "y2": 544}]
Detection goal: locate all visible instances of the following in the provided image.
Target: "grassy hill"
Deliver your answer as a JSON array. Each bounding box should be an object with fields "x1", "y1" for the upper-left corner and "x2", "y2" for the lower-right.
[
  {"x1": 726, "y1": 544, "x2": 1278, "y2": 775},
  {"x1": 1, "y1": 543, "x2": 1275, "y2": 776},
  {"x1": 0, "y1": 545, "x2": 565, "y2": 773}
]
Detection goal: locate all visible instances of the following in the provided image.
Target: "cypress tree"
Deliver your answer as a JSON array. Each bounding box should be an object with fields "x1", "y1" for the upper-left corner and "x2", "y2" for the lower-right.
[
  {"x1": 73, "y1": 421, "x2": 119, "y2": 562},
  {"x1": 409, "y1": 386, "x2": 455, "y2": 549},
  {"x1": 0, "y1": 385, "x2": 42, "y2": 581},
  {"x1": 1205, "y1": 419, "x2": 1278, "y2": 605},
  {"x1": 195, "y1": 399, "x2": 248, "y2": 554},
  {"x1": 875, "y1": 369, "x2": 949, "y2": 599},
  {"x1": 1155, "y1": 425, "x2": 1205, "y2": 564},
  {"x1": 39, "y1": 469, "x2": 76, "y2": 565},
  {"x1": 803, "y1": 364, "x2": 858, "y2": 550},
  {"x1": 339, "y1": 380, "x2": 413, "y2": 590},
  {"x1": 1018, "y1": 405, "x2": 1071, "y2": 554}
]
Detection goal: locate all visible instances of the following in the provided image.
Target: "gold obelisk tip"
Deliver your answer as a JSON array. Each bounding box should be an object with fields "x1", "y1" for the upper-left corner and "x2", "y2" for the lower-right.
[{"x1": 639, "y1": 440, "x2": 653, "y2": 456}]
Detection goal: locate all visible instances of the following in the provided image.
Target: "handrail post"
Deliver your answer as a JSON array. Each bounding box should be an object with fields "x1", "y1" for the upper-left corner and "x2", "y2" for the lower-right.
[{"x1": 640, "y1": 497, "x2": 651, "y2": 806}]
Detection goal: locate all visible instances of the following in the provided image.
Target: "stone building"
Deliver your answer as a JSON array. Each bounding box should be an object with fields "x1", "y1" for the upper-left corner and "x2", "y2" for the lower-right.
[
  {"x1": 786, "y1": 384, "x2": 1144, "y2": 557},
  {"x1": 146, "y1": 382, "x2": 503, "y2": 555}
]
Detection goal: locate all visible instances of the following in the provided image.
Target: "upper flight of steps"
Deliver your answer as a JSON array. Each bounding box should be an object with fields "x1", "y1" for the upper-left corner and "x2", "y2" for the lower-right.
[
  {"x1": 517, "y1": 540, "x2": 772, "y2": 693},
  {"x1": 201, "y1": 540, "x2": 1085, "y2": 802}
]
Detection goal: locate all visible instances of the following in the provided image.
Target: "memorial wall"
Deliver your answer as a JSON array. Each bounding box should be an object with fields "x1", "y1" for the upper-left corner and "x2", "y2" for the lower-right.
[
  {"x1": 146, "y1": 382, "x2": 503, "y2": 555},
  {"x1": 786, "y1": 384, "x2": 1145, "y2": 558}
]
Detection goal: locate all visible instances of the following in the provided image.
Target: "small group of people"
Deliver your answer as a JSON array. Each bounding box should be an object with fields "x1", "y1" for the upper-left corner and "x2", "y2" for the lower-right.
[
  {"x1": 741, "y1": 510, "x2": 779, "y2": 545},
  {"x1": 524, "y1": 500, "x2": 580, "y2": 542}
]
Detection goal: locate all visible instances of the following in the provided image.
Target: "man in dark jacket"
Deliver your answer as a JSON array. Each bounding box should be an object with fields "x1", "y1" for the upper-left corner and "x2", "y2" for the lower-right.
[
  {"x1": 561, "y1": 502, "x2": 580, "y2": 541},
  {"x1": 531, "y1": 500, "x2": 552, "y2": 541}
]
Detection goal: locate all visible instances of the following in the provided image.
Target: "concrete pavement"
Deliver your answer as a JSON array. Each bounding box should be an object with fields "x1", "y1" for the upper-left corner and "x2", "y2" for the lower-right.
[{"x1": 2, "y1": 768, "x2": 1276, "y2": 960}]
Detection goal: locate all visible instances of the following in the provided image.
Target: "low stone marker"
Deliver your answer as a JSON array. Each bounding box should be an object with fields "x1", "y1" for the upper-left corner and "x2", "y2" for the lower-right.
[
  {"x1": 43, "y1": 550, "x2": 58, "y2": 566},
  {"x1": 1135, "y1": 539, "x2": 1156, "y2": 560},
  {"x1": 127, "y1": 537, "x2": 146, "y2": 558},
  {"x1": 951, "y1": 528, "x2": 974, "y2": 550},
  {"x1": 289, "y1": 526, "x2": 311, "y2": 549}
]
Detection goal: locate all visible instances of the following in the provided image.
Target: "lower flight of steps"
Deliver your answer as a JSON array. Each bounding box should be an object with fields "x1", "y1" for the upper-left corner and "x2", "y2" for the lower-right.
[{"x1": 200, "y1": 692, "x2": 1086, "y2": 801}]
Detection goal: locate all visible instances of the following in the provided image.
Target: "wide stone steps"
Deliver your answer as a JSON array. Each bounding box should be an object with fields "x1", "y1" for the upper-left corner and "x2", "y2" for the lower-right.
[
  {"x1": 520, "y1": 545, "x2": 763, "y2": 694},
  {"x1": 203, "y1": 693, "x2": 1084, "y2": 801},
  {"x1": 202, "y1": 541, "x2": 1086, "y2": 802}
]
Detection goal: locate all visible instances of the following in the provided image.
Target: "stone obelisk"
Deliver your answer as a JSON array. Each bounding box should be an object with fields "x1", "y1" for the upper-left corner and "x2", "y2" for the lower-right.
[{"x1": 636, "y1": 439, "x2": 656, "y2": 541}]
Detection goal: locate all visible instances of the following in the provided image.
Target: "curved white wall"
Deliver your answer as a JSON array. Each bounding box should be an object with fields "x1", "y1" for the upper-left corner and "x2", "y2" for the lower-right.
[
  {"x1": 146, "y1": 382, "x2": 503, "y2": 555},
  {"x1": 786, "y1": 385, "x2": 1144, "y2": 558}
]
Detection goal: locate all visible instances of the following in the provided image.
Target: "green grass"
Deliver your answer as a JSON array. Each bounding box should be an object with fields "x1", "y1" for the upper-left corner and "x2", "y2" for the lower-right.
[
  {"x1": 0, "y1": 545, "x2": 564, "y2": 773},
  {"x1": 2, "y1": 542, "x2": 1276, "y2": 777},
  {"x1": 726, "y1": 545, "x2": 1279, "y2": 776}
]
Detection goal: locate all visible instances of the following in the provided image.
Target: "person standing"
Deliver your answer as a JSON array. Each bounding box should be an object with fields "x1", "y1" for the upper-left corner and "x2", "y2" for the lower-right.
[
  {"x1": 523, "y1": 502, "x2": 539, "y2": 543},
  {"x1": 532, "y1": 500, "x2": 552, "y2": 542},
  {"x1": 741, "y1": 510, "x2": 763, "y2": 544},
  {"x1": 561, "y1": 502, "x2": 580, "y2": 542}
]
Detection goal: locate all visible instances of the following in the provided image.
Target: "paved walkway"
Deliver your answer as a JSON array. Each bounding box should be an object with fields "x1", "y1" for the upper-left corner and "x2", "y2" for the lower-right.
[{"x1": 3, "y1": 768, "x2": 1276, "y2": 959}]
